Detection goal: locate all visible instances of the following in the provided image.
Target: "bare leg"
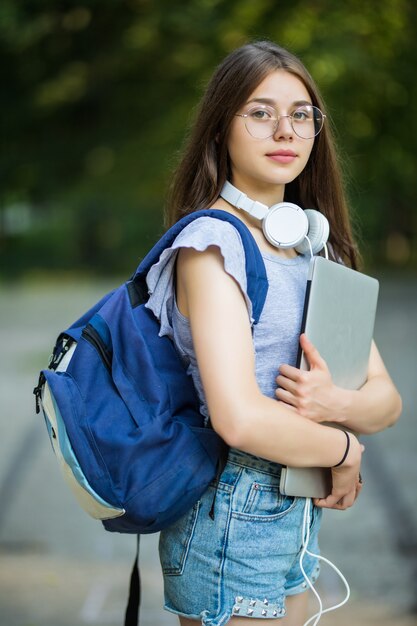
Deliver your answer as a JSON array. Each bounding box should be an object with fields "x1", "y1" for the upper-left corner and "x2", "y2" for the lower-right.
[
  {"x1": 280, "y1": 591, "x2": 309, "y2": 626},
  {"x1": 179, "y1": 591, "x2": 309, "y2": 626}
]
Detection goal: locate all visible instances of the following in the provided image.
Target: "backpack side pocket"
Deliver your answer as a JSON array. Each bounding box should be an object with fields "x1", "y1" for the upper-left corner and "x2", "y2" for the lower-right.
[{"x1": 41, "y1": 372, "x2": 125, "y2": 520}]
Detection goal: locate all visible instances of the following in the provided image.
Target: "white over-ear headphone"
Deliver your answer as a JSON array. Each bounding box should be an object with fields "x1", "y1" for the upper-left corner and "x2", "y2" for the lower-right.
[{"x1": 220, "y1": 181, "x2": 329, "y2": 256}]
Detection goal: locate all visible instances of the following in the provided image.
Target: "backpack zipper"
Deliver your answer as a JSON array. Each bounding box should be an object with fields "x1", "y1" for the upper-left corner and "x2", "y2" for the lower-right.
[
  {"x1": 48, "y1": 334, "x2": 75, "y2": 370},
  {"x1": 82, "y1": 324, "x2": 112, "y2": 373}
]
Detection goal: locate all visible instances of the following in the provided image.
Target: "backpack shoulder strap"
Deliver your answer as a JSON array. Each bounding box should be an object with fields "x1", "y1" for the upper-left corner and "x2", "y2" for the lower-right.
[{"x1": 134, "y1": 209, "x2": 268, "y2": 324}]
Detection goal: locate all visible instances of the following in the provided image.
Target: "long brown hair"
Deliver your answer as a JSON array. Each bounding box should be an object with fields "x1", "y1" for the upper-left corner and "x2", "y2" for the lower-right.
[{"x1": 165, "y1": 41, "x2": 359, "y2": 268}]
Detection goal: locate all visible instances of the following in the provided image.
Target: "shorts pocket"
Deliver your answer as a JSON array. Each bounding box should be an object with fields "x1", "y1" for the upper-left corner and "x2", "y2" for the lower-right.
[
  {"x1": 159, "y1": 500, "x2": 200, "y2": 575},
  {"x1": 236, "y1": 481, "x2": 297, "y2": 521}
]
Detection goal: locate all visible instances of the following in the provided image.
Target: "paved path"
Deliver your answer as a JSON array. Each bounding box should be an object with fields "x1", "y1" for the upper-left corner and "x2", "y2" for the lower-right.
[{"x1": 0, "y1": 276, "x2": 416, "y2": 626}]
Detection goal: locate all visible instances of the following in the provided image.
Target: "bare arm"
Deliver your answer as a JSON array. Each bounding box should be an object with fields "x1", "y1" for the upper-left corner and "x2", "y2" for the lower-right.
[
  {"x1": 276, "y1": 334, "x2": 402, "y2": 435},
  {"x1": 176, "y1": 246, "x2": 362, "y2": 509}
]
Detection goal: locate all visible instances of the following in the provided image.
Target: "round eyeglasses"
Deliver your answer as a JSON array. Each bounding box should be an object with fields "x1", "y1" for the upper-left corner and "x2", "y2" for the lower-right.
[{"x1": 235, "y1": 104, "x2": 326, "y2": 140}]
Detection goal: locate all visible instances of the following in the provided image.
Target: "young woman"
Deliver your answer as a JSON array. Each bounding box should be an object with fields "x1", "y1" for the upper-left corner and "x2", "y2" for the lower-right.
[{"x1": 146, "y1": 41, "x2": 401, "y2": 626}]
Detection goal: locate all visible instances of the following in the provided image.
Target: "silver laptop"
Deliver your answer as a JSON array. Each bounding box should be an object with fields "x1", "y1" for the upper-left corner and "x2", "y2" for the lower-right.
[{"x1": 279, "y1": 256, "x2": 379, "y2": 499}]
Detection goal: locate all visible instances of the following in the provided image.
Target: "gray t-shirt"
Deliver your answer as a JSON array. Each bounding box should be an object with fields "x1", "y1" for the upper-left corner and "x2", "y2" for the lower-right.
[{"x1": 146, "y1": 216, "x2": 310, "y2": 423}]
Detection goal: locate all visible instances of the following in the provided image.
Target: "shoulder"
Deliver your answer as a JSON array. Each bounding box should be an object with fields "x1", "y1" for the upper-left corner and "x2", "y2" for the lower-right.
[
  {"x1": 173, "y1": 215, "x2": 245, "y2": 253},
  {"x1": 173, "y1": 215, "x2": 248, "y2": 280},
  {"x1": 174, "y1": 215, "x2": 254, "y2": 322}
]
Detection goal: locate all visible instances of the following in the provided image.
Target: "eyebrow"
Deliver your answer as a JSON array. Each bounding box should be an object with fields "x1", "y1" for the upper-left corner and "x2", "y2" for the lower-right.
[{"x1": 246, "y1": 97, "x2": 312, "y2": 107}]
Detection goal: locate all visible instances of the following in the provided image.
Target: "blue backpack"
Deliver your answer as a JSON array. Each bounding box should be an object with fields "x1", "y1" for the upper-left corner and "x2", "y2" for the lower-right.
[
  {"x1": 34, "y1": 209, "x2": 268, "y2": 626},
  {"x1": 34, "y1": 209, "x2": 268, "y2": 536}
]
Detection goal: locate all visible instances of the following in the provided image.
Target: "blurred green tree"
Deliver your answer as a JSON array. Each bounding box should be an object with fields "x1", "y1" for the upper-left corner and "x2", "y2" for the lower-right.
[{"x1": 0, "y1": 0, "x2": 416, "y2": 276}]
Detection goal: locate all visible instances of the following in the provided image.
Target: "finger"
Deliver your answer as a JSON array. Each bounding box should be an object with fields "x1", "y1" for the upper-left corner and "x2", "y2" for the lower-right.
[
  {"x1": 275, "y1": 388, "x2": 298, "y2": 407},
  {"x1": 337, "y1": 489, "x2": 357, "y2": 509},
  {"x1": 278, "y1": 402, "x2": 298, "y2": 412},
  {"x1": 314, "y1": 493, "x2": 342, "y2": 509},
  {"x1": 315, "y1": 497, "x2": 353, "y2": 511},
  {"x1": 315, "y1": 485, "x2": 356, "y2": 509},
  {"x1": 276, "y1": 374, "x2": 298, "y2": 394},
  {"x1": 300, "y1": 334, "x2": 327, "y2": 370},
  {"x1": 278, "y1": 363, "x2": 302, "y2": 381},
  {"x1": 314, "y1": 499, "x2": 344, "y2": 510}
]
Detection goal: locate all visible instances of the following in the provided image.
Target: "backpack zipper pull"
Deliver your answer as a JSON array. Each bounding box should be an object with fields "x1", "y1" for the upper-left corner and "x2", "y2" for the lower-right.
[{"x1": 33, "y1": 372, "x2": 46, "y2": 414}]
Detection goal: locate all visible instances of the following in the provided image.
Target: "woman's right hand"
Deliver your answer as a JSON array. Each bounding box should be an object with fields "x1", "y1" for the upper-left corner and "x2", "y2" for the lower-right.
[{"x1": 314, "y1": 432, "x2": 364, "y2": 510}]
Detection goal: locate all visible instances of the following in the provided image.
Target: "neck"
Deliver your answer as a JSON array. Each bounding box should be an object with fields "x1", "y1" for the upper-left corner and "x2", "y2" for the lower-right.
[{"x1": 230, "y1": 176, "x2": 285, "y2": 208}]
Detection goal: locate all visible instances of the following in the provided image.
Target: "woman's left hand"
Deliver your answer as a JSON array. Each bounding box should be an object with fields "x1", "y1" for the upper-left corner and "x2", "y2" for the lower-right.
[{"x1": 275, "y1": 334, "x2": 337, "y2": 423}]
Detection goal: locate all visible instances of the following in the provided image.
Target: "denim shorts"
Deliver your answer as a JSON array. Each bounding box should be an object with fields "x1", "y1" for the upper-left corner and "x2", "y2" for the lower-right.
[{"x1": 159, "y1": 449, "x2": 322, "y2": 625}]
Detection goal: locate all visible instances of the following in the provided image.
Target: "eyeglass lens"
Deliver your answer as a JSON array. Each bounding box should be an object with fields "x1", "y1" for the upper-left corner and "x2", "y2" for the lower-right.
[{"x1": 243, "y1": 105, "x2": 324, "y2": 139}]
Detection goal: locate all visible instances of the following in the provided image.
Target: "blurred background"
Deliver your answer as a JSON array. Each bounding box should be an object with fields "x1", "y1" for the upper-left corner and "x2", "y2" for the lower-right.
[
  {"x1": 2, "y1": 0, "x2": 417, "y2": 275},
  {"x1": 1, "y1": 1, "x2": 416, "y2": 625}
]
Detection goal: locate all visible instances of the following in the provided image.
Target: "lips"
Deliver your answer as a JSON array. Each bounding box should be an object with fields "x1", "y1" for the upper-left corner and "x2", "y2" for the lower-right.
[{"x1": 266, "y1": 150, "x2": 297, "y2": 163}]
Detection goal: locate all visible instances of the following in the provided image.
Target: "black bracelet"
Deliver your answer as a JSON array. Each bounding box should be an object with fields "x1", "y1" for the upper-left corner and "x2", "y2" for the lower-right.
[{"x1": 333, "y1": 430, "x2": 350, "y2": 467}]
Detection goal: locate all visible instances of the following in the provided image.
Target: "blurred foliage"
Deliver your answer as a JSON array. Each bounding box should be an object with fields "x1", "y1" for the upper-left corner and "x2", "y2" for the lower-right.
[{"x1": 1, "y1": 0, "x2": 416, "y2": 277}]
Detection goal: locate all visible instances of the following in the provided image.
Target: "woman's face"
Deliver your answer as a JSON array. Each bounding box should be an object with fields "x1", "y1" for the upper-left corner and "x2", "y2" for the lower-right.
[{"x1": 227, "y1": 70, "x2": 315, "y2": 199}]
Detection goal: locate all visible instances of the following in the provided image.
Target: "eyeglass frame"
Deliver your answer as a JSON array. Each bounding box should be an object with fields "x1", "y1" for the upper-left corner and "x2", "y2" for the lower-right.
[{"x1": 235, "y1": 103, "x2": 326, "y2": 140}]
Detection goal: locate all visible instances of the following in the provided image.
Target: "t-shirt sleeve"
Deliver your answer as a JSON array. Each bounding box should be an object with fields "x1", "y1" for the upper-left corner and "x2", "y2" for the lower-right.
[{"x1": 145, "y1": 216, "x2": 253, "y2": 340}]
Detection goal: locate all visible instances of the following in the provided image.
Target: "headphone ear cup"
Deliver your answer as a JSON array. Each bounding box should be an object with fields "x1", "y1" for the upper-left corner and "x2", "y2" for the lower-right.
[
  {"x1": 263, "y1": 203, "x2": 309, "y2": 249},
  {"x1": 295, "y1": 209, "x2": 330, "y2": 255}
]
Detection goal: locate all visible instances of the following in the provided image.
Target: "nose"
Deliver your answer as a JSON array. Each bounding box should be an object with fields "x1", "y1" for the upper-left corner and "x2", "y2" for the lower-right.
[{"x1": 273, "y1": 115, "x2": 294, "y2": 139}]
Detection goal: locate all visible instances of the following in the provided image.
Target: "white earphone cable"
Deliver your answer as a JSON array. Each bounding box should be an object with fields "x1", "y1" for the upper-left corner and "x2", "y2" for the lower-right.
[
  {"x1": 305, "y1": 235, "x2": 314, "y2": 258},
  {"x1": 301, "y1": 498, "x2": 351, "y2": 626}
]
